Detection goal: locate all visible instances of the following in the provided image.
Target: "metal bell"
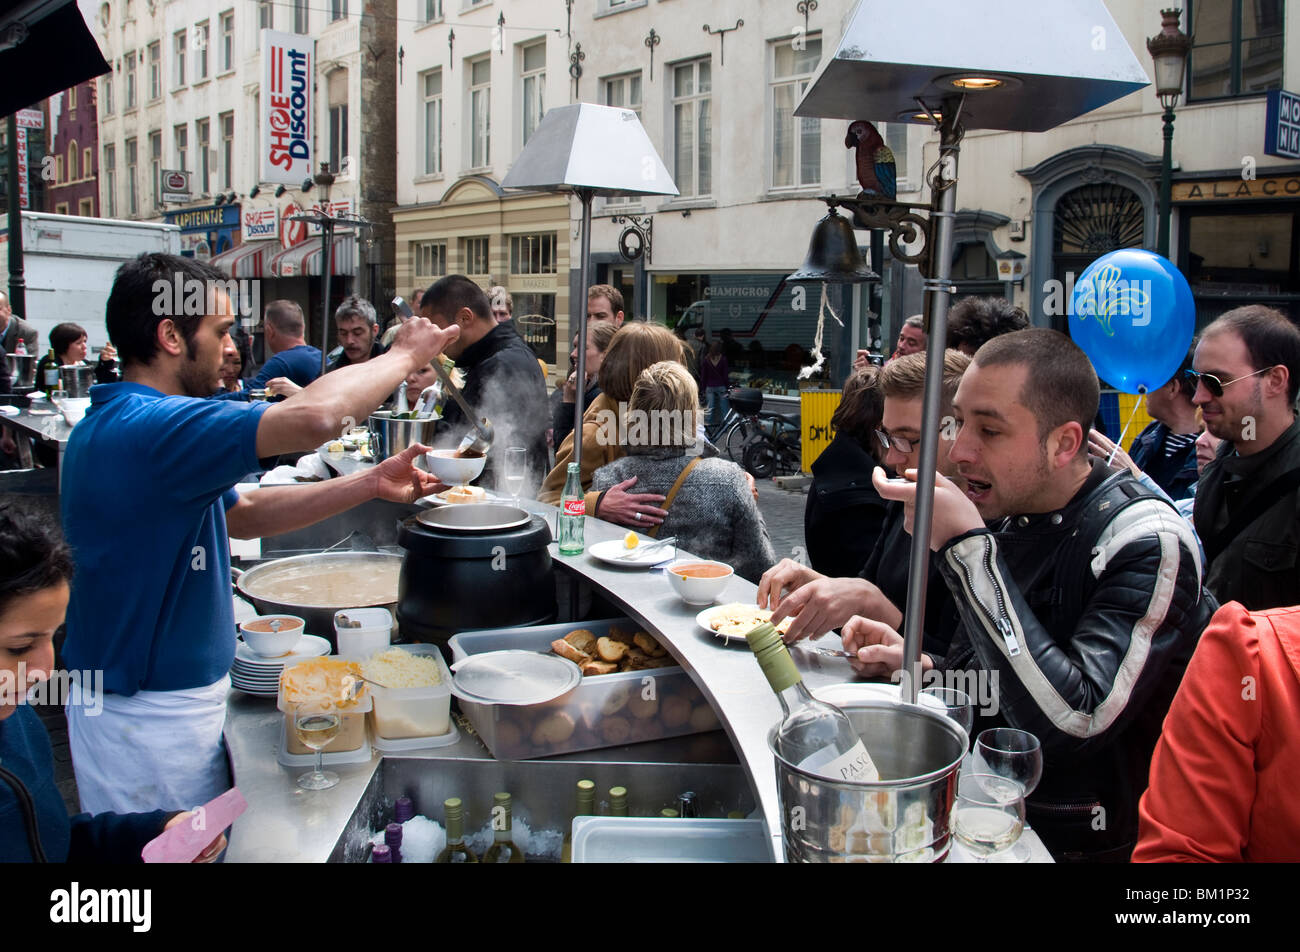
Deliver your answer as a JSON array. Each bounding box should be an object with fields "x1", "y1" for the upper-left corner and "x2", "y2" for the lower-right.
[{"x1": 786, "y1": 208, "x2": 879, "y2": 284}]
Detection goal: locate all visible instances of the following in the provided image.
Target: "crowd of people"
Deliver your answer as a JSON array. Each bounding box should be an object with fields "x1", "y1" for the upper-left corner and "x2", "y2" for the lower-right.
[{"x1": 2, "y1": 245, "x2": 1298, "y2": 864}]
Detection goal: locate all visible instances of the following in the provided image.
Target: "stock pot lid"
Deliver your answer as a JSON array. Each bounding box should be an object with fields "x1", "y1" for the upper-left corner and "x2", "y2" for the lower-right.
[{"x1": 449, "y1": 649, "x2": 581, "y2": 705}]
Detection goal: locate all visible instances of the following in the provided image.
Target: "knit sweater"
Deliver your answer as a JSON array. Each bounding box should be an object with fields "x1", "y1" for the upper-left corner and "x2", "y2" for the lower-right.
[{"x1": 592, "y1": 446, "x2": 777, "y2": 583}]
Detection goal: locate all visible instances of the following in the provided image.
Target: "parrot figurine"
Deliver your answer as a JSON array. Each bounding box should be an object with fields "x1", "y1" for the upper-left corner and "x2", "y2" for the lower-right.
[{"x1": 845, "y1": 120, "x2": 897, "y2": 200}]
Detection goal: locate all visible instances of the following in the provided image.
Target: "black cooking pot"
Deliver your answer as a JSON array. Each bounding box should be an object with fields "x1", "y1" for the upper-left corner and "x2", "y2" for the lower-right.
[{"x1": 397, "y1": 508, "x2": 556, "y2": 656}]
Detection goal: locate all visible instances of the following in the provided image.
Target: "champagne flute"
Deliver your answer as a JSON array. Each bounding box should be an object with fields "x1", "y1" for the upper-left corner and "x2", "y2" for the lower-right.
[
  {"x1": 294, "y1": 701, "x2": 342, "y2": 791},
  {"x1": 919, "y1": 686, "x2": 975, "y2": 739},
  {"x1": 504, "y1": 446, "x2": 527, "y2": 507},
  {"x1": 952, "y1": 773, "x2": 1025, "y2": 862}
]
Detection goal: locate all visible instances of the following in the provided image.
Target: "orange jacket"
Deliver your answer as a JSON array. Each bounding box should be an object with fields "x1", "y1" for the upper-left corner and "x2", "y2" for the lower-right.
[{"x1": 1133, "y1": 601, "x2": 1300, "y2": 862}]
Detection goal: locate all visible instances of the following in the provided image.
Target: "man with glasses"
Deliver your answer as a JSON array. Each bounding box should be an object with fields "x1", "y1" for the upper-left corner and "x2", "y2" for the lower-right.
[
  {"x1": 757, "y1": 349, "x2": 970, "y2": 658},
  {"x1": 1189, "y1": 305, "x2": 1300, "y2": 610}
]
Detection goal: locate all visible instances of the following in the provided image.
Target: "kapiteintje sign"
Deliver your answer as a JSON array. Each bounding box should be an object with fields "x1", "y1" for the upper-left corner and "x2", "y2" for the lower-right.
[{"x1": 260, "y1": 29, "x2": 314, "y2": 186}]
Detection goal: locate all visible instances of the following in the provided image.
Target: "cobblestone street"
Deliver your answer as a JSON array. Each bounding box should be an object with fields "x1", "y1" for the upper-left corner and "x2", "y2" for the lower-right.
[{"x1": 755, "y1": 478, "x2": 808, "y2": 565}]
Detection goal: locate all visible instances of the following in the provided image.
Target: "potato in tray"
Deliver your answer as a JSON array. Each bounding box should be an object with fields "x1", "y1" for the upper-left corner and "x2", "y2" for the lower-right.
[{"x1": 549, "y1": 626, "x2": 672, "y2": 675}]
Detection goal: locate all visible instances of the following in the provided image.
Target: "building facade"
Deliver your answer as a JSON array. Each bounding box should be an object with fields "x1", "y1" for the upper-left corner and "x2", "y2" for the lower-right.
[{"x1": 46, "y1": 80, "x2": 100, "y2": 217}]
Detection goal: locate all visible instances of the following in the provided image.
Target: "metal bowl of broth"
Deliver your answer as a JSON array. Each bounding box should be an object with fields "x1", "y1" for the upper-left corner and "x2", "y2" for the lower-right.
[{"x1": 233, "y1": 552, "x2": 403, "y2": 643}]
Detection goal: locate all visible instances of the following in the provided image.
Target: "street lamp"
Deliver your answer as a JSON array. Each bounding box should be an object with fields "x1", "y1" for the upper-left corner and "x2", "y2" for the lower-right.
[{"x1": 1147, "y1": 8, "x2": 1193, "y2": 259}]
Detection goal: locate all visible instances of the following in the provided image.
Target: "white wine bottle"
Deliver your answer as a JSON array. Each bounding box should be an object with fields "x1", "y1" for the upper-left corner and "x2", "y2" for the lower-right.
[
  {"x1": 608, "y1": 786, "x2": 628, "y2": 817},
  {"x1": 435, "y1": 797, "x2": 478, "y2": 864},
  {"x1": 561, "y1": 779, "x2": 595, "y2": 863},
  {"x1": 746, "y1": 622, "x2": 880, "y2": 783},
  {"x1": 480, "y1": 792, "x2": 525, "y2": 864}
]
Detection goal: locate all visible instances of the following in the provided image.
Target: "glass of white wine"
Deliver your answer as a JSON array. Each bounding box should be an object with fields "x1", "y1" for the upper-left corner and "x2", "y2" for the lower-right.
[
  {"x1": 294, "y1": 701, "x2": 342, "y2": 791},
  {"x1": 504, "y1": 446, "x2": 527, "y2": 508},
  {"x1": 952, "y1": 772, "x2": 1025, "y2": 862}
]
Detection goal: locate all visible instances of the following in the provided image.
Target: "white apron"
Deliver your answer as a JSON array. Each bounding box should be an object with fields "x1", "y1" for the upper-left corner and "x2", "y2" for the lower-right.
[{"x1": 67, "y1": 676, "x2": 231, "y2": 815}]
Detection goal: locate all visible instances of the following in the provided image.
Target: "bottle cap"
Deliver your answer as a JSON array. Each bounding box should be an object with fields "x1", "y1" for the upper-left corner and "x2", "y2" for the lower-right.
[
  {"x1": 444, "y1": 797, "x2": 463, "y2": 821},
  {"x1": 385, "y1": 822, "x2": 403, "y2": 847},
  {"x1": 394, "y1": 796, "x2": 414, "y2": 823},
  {"x1": 494, "y1": 791, "x2": 512, "y2": 812},
  {"x1": 746, "y1": 622, "x2": 802, "y2": 693},
  {"x1": 609, "y1": 786, "x2": 627, "y2": 801},
  {"x1": 371, "y1": 844, "x2": 392, "y2": 863},
  {"x1": 660, "y1": 808, "x2": 680, "y2": 818}
]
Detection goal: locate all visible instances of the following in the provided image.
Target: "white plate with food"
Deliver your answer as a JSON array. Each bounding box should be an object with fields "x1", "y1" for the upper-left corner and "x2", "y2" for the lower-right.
[
  {"x1": 422, "y1": 485, "x2": 500, "y2": 506},
  {"x1": 588, "y1": 536, "x2": 676, "y2": 568},
  {"x1": 695, "y1": 603, "x2": 793, "y2": 644}
]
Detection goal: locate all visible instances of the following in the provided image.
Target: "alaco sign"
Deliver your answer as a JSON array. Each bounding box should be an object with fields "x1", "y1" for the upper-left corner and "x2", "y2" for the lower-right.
[{"x1": 1173, "y1": 174, "x2": 1300, "y2": 202}]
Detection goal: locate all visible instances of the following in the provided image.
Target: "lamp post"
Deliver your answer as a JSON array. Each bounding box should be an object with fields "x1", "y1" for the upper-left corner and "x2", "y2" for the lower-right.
[{"x1": 1147, "y1": 8, "x2": 1192, "y2": 259}]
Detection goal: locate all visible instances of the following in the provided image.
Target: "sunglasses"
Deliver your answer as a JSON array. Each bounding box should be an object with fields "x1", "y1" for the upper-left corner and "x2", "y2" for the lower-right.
[
  {"x1": 875, "y1": 428, "x2": 923, "y2": 454},
  {"x1": 1183, "y1": 365, "x2": 1276, "y2": 398}
]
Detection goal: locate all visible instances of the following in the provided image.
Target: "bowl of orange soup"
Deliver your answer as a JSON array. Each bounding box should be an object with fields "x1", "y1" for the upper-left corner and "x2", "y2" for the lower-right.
[{"x1": 665, "y1": 560, "x2": 734, "y2": 605}]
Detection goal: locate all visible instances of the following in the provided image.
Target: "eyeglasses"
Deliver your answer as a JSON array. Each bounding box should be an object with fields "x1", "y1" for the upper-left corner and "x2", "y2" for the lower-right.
[
  {"x1": 1184, "y1": 365, "x2": 1277, "y2": 398},
  {"x1": 875, "y1": 428, "x2": 923, "y2": 454}
]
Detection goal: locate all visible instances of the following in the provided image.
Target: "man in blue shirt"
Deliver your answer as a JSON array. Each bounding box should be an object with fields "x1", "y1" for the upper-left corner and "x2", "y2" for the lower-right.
[
  {"x1": 217, "y1": 299, "x2": 321, "y2": 399},
  {"x1": 60, "y1": 253, "x2": 458, "y2": 816}
]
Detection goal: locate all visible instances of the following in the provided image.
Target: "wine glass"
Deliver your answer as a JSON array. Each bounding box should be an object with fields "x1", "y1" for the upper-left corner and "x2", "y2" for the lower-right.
[
  {"x1": 952, "y1": 772, "x2": 1025, "y2": 862},
  {"x1": 294, "y1": 701, "x2": 342, "y2": 791},
  {"x1": 504, "y1": 446, "x2": 527, "y2": 507},
  {"x1": 920, "y1": 686, "x2": 975, "y2": 739},
  {"x1": 973, "y1": 728, "x2": 1043, "y2": 797}
]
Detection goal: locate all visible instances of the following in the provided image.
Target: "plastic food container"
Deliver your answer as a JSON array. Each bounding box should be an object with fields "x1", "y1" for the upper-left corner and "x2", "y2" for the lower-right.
[
  {"x1": 364, "y1": 644, "x2": 454, "y2": 741},
  {"x1": 335, "y1": 607, "x2": 394, "y2": 659},
  {"x1": 570, "y1": 817, "x2": 770, "y2": 863},
  {"x1": 448, "y1": 619, "x2": 718, "y2": 760},
  {"x1": 276, "y1": 664, "x2": 372, "y2": 756}
]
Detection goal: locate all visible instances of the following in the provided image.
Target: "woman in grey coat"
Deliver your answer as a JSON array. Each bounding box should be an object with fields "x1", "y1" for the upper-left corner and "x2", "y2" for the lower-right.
[{"x1": 592, "y1": 361, "x2": 777, "y2": 583}]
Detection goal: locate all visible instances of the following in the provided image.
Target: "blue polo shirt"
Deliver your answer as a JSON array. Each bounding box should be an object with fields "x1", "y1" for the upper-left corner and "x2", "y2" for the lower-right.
[
  {"x1": 60, "y1": 382, "x2": 271, "y2": 695},
  {"x1": 250, "y1": 343, "x2": 322, "y2": 389}
]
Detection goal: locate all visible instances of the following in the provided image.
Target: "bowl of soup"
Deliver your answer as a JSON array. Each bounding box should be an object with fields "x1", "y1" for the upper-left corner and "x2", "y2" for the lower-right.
[
  {"x1": 665, "y1": 560, "x2": 734, "y2": 605},
  {"x1": 240, "y1": 614, "x2": 306, "y2": 657},
  {"x1": 425, "y1": 448, "x2": 487, "y2": 486}
]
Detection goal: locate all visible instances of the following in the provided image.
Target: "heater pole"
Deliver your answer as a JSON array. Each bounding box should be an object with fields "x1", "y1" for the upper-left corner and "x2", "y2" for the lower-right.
[
  {"x1": 899, "y1": 95, "x2": 964, "y2": 703},
  {"x1": 572, "y1": 187, "x2": 594, "y2": 474}
]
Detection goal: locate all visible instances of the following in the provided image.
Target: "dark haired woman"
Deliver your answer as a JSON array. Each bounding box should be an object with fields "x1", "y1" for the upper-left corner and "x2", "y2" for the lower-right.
[
  {"x1": 803, "y1": 366, "x2": 892, "y2": 578},
  {"x1": 33, "y1": 322, "x2": 119, "y2": 391},
  {"x1": 0, "y1": 506, "x2": 226, "y2": 862}
]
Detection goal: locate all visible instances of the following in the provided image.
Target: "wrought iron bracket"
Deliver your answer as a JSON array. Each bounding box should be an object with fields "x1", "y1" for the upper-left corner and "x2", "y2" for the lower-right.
[
  {"x1": 448, "y1": 29, "x2": 455, "y2": 69},
  {"x1": 796, "y1": 1, "x2": 817, "y2": 34},
  {"x1": 644, "y1": 28, "x2": 660, "y2": 81},
  {"x1": 570, "y1": 42, "x2": 586, "y2": 97},
  {"x1": 611, "y1": 214, "x2": 653, "y2": 264},
  {"x1": 824, "y1": 195, "x2": 934, "y2": 278},
  {"x1": 703, "y1": 19, "x2": 743, "y2": 66}
]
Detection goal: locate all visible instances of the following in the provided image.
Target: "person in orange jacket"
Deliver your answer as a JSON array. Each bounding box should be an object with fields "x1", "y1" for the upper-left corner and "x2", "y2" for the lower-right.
[{"x1": 1133, "y1": 600, "x2": 1300, "y2": 862}]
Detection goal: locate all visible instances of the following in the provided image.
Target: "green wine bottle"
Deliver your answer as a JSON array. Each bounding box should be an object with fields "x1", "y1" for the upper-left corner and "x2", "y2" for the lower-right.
[
  {"x1": 434, "y1": 798, "x2": 478, "y2": 864},
  {"x1": 608, "y1": 785, "x2": 628, "y2": 817},
  {"x1": 480, "y1": 792, "x2": 525, "y2": 863},
  {"x1": 561, "y1": 779, "x2": 596, "y2": 863}
]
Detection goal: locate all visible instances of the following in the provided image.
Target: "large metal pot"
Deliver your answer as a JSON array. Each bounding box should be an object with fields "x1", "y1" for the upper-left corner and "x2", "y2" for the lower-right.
[
  {"x1": 59, "y1": 364, "x2": 96, "y2": 397},
  {"x1": 769, "y1": 698, "x2": 966, "y2": 863},
  {"x1": 5, "y1": 353, "x2": 36, "y2": 389},
  {"x1": 369, "y1": 411, "x2": 438, "y2": 462},
  {"x1": 232, "y1": 551, "x2": 403, "y2": 646}
]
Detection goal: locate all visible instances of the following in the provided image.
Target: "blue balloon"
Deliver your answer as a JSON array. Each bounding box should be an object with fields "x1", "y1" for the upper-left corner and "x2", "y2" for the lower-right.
[{"x1": 1068, "y1": 248, "x2": 1195, "y2": 395}]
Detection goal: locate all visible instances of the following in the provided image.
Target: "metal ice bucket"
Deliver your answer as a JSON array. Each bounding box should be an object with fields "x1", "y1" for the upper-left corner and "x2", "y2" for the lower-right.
[
  {"x1": 59, "y1": 364, "x2": 96, "y2": 397},
  {"x1": 5, "y1": 353, "x2": 36, "y2": 389},
  {"x1": 368, "y1": 411, "x2": 438, "y2": 462},
  {"x1": 768, "y1": 698, "x2": 966, "y2": 863}
]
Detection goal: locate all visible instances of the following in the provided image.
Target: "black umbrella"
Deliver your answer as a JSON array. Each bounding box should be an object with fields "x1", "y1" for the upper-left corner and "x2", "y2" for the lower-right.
[{"x1": 0, "y1": 0, "x2": 109, "y2": 117}]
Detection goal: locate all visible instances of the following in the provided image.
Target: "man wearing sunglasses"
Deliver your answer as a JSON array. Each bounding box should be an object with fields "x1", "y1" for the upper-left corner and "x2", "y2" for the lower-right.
[{"x1": 1190, "y1": 305, "x2": 1300, "y2": 610}]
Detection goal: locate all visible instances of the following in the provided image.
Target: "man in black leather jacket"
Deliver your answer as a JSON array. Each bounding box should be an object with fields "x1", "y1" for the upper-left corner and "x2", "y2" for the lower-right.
[{"x1": 853, "y1": 329, "x2": 1216, "y2": 862}]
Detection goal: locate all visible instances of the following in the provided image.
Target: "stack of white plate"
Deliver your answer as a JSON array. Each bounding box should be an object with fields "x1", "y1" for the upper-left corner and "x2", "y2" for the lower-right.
[{"x1": 230, "y1": 635, "x2": 331, "y2": 697}]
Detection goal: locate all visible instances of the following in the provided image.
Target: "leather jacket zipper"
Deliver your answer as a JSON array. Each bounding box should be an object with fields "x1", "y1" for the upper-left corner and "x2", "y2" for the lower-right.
[{"x1": 957, "y1": 535, "x2": 1021, "y2": 657}]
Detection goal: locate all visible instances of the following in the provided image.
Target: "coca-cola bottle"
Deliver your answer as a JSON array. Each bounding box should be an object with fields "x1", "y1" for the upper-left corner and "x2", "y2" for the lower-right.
[{"x1": 557, "y1": 462, "x2": 585, "y2": 555}]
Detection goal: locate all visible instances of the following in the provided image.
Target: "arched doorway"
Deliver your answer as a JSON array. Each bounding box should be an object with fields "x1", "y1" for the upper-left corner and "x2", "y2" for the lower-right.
[{"x1": 1050, "y1": 182, "x2": 1146, "y2": 330}]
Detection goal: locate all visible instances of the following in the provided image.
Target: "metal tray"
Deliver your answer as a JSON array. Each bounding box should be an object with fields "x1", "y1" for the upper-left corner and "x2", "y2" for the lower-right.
[{"x1": 415, "y1": 503, "x2": 530, "y2": 532}]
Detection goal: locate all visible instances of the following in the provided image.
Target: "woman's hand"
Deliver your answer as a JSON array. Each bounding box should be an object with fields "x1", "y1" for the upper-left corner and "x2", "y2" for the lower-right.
[
  {"x1": 163, "y1": 812, "x2": 227, "y2": 863},
  {"x1": 562, "y1": 371, "x2": 579, "y2": 404},
  {"x1": 597, "y1": 477, "x2": 668, "y2": 527}
]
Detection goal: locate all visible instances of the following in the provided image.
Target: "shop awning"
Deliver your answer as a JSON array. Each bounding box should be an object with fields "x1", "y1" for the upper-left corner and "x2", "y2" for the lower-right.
[
  {"x1": 267, "y1": 235, "x2": 356, "y2": 278},
  {"x1": 208, "y1": 240, "x2": 278, "y2": 278}
]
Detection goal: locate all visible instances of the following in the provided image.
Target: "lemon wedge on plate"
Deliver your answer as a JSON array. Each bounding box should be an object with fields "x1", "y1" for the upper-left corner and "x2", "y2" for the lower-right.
[{"x1": 624, "y1": 531, "x2": 639, "y2": 550}]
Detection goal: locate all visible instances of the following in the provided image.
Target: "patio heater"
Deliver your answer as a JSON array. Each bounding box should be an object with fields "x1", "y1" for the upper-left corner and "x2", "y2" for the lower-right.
[
  {"x1": 794, "y1": 0, "x2": 1150, "y2": 700},
  {"x1": 501, "y1": 103, "x2": 677, "y2": 472}
]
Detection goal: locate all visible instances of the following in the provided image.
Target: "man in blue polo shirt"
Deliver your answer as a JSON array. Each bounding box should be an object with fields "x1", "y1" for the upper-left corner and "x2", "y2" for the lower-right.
[
  {"x1": 215, "y1": 299, "x2": 321, "y2": 399},
  {"x1": 60, "y1": 253, "x2": 458, "y2": 815}
]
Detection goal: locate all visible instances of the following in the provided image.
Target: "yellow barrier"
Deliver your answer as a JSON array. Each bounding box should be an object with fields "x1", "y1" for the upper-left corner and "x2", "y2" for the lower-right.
[
  {"x1": 800, "y1": 390, "x2": 842, "y2": 474},
  {"x1": 1116, "y1": 393, "x2": 1156, "y2": 452}
]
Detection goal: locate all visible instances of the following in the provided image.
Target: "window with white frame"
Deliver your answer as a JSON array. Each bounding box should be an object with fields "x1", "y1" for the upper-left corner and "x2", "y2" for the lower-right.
[
  {"x1": 421, "y1": 68, "x2": 443, "y2": 175},
  {"x1": 83, "y1": 148, "x2": 92, "y2": 179},
  {"x1": 125, "y1": 137, "x2": 138, "y2": 215},
  {"x1": 197, "y1": 118, "x2": 210, "y2": 193},
  {"x1": 148, "y1": 41, "x2": 161, "y2": 100},
  {"x1": 469, "y1": 57, "x2": 491, "y2": 168},
  {"x1": 195, "y1": 21, "x2": 210, "y2": 80},
  {"x1": 425, "y1": 0, "x2": 443, "y2": 22},
  {"x1": 413, "y1": 241, "x2": 447, "y2": 277},
  {"x1": 461, "y1": 236, "x2": 490, "y2": 275},
  {"x1": 331, "y1": 0, "x2": 347, "y2": 21},
  {"x1": 104, "y1": 144, "x2": 116, "y2": 217},
  {"x1": 221, "y1": 112, "x2": 234, "y2": 188},
  {"x1": 672, "y1": 59, "x2": 712, "y2": 197},
  {"x1": 771, "y1": 37, "x2": 822, "y2": 189},
  {"x1": 149, "y1": 130, "x2": 161, "y2": 203},
  {"x1": 328, "y1": 68, "x2": 348, "y2": 173},
  {"x1": 125, "y1": 51, "x2": 137, "y2": 108},
  {"x1": 520, "y1": 42, "x2": 545, "y2": 148},
  {"x1": 293, "y1": 0, "x2": 308, "y2": 34},
  {"x1": 510, "y1": 233, "x2": 556, "y2": 274},
  {"x1": 79, "y1": 197, "x2": 93, "y2": 216},
  {"x1": 604, "y1": 72, "x2": 642, "y2": 205},
  {"x1": 258, "y1": 1, "x2": 272, "y2": 30},
  {"x1": 174, "y1": 123, "x2": 188, "y2": 170},
  {"x1": 102, "y1": 74, "x2": 113, "y2": 114},
  {"x1": 173, "y1": 30, "x2": 186, "y2": 87},
  {"x1": 220, "y1": 11, "x2": 234, "y2": 72}
]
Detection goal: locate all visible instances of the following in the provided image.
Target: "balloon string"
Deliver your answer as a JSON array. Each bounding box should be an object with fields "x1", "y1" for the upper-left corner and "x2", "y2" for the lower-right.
[{"x1": 1108, "y1": 388, "x2": 1147, "y2": 467}]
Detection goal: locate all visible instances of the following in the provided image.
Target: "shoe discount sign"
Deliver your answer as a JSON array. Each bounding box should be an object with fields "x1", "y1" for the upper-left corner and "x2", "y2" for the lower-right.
[{"x1": 260, "y1": 30, "x2": 314, "y2": 185}]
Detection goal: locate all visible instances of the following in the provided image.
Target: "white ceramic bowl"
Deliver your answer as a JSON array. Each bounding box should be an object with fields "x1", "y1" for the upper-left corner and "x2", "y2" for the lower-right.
[
  {"x1": 665, "y1": 559, "x2": 735, "y2": 605},
  {"x1": 239, "y1": 614, "x2": 306, "y2": 658},
  {"x1": 424, "y1": 449, "x2": 487, "y2": 485}
]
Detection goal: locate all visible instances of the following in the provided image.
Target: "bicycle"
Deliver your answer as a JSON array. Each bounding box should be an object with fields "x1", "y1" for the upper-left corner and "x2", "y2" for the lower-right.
[
  {"x1": 742, "y1": 413, "x2": 802, "y2": 479},
  {"x1": 707, "y1": 387, "x2": 769, "y2": 462}
]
